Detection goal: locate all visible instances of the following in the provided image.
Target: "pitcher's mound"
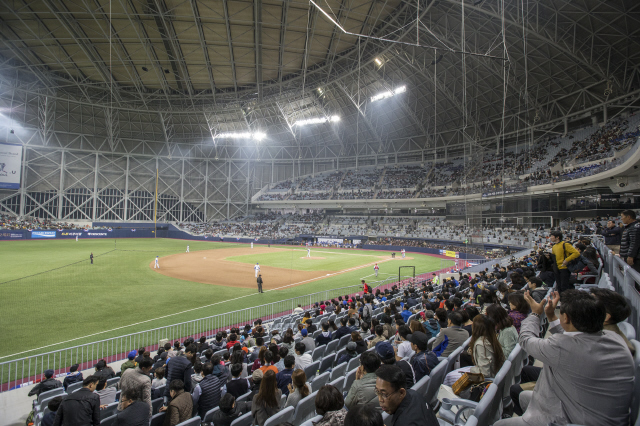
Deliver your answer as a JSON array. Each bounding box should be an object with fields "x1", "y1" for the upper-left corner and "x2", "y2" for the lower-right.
[{"x1": 300, "y1": 256, "x2": 326, "y2": 259}]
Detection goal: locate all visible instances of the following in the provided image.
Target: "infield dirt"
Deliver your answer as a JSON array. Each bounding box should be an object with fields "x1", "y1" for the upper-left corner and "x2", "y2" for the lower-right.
[{"x1": 150, "y1": 246, "x2": 408, "y2": 289}]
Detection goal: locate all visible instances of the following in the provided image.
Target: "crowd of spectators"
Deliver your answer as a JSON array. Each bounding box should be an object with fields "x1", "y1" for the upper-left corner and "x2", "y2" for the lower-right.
[{"x1": 0, "y1": 214, "x2": 90, "y2": 231}]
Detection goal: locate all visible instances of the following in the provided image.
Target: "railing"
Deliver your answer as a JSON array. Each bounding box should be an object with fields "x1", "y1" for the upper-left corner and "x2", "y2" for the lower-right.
[
  {"x1": 595, "y1": 239, "x2": 640, "y2": 337},
  {"x1": 0, "y1": 284, "x2": 362, "y2": 392}
]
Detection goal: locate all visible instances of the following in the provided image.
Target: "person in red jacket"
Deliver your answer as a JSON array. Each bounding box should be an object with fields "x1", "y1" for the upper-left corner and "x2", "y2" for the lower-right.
[{"x1": 362, "y1": 280, "x2": 369, "y2": 294}]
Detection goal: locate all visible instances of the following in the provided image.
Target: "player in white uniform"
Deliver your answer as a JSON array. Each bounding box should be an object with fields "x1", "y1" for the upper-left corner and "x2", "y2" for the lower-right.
[
  {"x1": 307, "y1": 247, "x2": 311, "y2": 258},
  {"x1": 254, "y1": 262, "x2": 260, "y2": 278},
  {"x1": 251, "y1": 242, "x2": 253, "y2": 249},
  {"x1": 186, "y1": 245, "x2": 189, "y2": 253},
  {"x1": 401, "y1": 249, "x2": 405, "y2": 258},
  {"x1": 374, "y1": 263, "x2": 379, "y2": 277},
  {"x1": 154, "y1": 256, "x2": 160, "y2": 269},
  {"x1": 76, "y1": 236, "x2": 78, "y2": 242}
]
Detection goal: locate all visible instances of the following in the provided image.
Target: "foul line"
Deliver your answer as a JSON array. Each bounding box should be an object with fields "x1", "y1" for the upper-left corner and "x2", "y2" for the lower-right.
[
  {"x1": 0, "y1": 257, "x2": 396, "y2": 360},
  {"x1": 291, "y1": 249, "x2": 386, "y2": 258}
]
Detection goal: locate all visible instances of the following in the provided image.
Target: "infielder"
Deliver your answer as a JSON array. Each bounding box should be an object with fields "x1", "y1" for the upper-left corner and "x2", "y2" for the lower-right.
[
  {"x1": 254, "y1": 262, "x2": 260, "y2": 278},
  {"x1": 401, "y1": 249, "x2": 406, "y2": 258},
  {"x1": 76, "y1": 236, "x2": 78, "y2": 242},
  {"x1": 186, "y1": 245, "x2": 190, "y2": 253},
  {"x1": 251, "y1": 242, "x2": 253, "y2": 249},
  {"x1": 307, "y1": 247, "x2": 311, "y2": 258},
  {"x1": 374, "y1": 263, "x2": 379, "y2": 277},
  {"x1": 154, "y1": 256, "x2": 160, "y2": 269}
]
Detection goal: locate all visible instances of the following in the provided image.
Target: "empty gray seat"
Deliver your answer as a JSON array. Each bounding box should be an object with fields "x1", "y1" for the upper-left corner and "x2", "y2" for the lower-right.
[
  {"x1": 230, "y1": 412, "x2": 254, "y2": 426},
  {"x1": 424, "y1": 359, "x2": 448, "y2": 408},
  {"x1": 346, "y1": 355, "x2": 361, "y2": 372},
  {"x1": 38, "y1": 387, "x2": 65, "y2": 404},
  {"x1": 299, "y1": 415, "x2": 323, "y2": 426},
  {"x1": 318, "y1": 354, "x2": 335, "y2": 374},
  {"x1": 343, "y1": 368, "x2": 358, "y2": 394},
  {"x1": 338, "y1": 334, "x2": 351, "y2": 349},
  {"x1": 151, "y1": 397, "x2": 163, "y2": 415},
  {"x1": 330, "y1": 363, "x2": 347, "y2": 382},
  {"x1": 236, "y1": 390, "x2": 252, "y2": 404},
  {"x1": 106, "y1": 377, "x2": 120, "y2": 388},
  {"x1": 100, "y1": 414, "x2": 117, "y2": 426},
  {"x1": 175, "y1": 417, "x2": 201, "y2": 426},
  {"x1": 150, "y1": 412, "x2": 166, "y2": 426},
  {"x1": 292, "y1": 391, "x2": 319, "y2": 424},
  {"x1": 312, "y1": 346, "x2": 326, "y2": 362},
  {"x1": 325, "y1": 340, "x2": 339, "y2": 355},
  {"x1": 100, "y1": 402, "x2": 119, "y2": 420},
  {"x1": 410, "y1": 374, "x2": 430, "y2": 398},
  {"x1": 202, "y1": 406, "x2": 219, "y2": 423},
  {"x1": 264, "y1": 406, "x2": 295, "y2": 426},
  {"x1": 311, "y1": 371, "x2": 331, "y2": 393},
  {"x1": 304, "y1": 361, "x2": 320, "y2": 382},
  {"x1": 328, "y1": 377, "x2": 344, "y2": 394},
  {"x1": 333, "y1": 348, "x2": 347, "y2": 366},
  {"x1": 66, "y1": 381, "x2": 83, "y2": 394}
]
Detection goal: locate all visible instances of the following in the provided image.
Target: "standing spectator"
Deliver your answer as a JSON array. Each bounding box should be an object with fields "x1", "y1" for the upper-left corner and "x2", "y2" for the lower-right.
[
  {"x1": 212, "y1": 394, "x2": 249, "y2": 426},
  {"x1": 163, "y1": 344, "x2": 196, "y2": 401},
  {"x1": 251, "y1": 370, "x2": 282, "y2": 426},
  {"x1": 600, "y1": 220, "x2": 622, "y2": 253},
  {"x1": 223, "y1": 363, "x2": 250, "y2": 399},
  {"x1": 275, "y1": 355, "x2": 295, "y2": 396},
  {"x1": 115, "y1": 388, "x2": 151, "y2": 426},
  {"x1": 345, "y1": 351, "x2": 381, "y2": 410},
  {"x1": 62, "y1": 364, "x2": 82, "y2": 391},
  {"x1": 549, "y1": 230, "x2": 580, "y2": 293},
  {"x1": 620, "y1": 209, "x2": 640, "y2": 273},
  {"x1": 159, "y1": 380, "x2": 192, "y2": 426},
  {"x1": 374, "y1": 365, "x2": 438, "y2": 426},
  {"x1": 118, "y1": 358, "x2": 153, "y2": 416},
  {"x1": 408, "y1": 332, "x2": 438, "y2": 382},
  {"x1": 431, "y1": 311, "x2": 469, "y2": 357},
  {"x1": 192, "y1": 362, "x2": 222, "y2": 419},
  {"x1": 284, "y1": 369, "x2": 310, "y2": 409},
  {"x1": 494, "y1": 290, "x2": 634, "y2": 426},
  {"x1": 52, "y1": 375, "x2": 100, "y2": 426},
  {"x1": 28, "y1": 369, "x2": 62, "y2": 397},
  {"x1": 41, "y1": 396, "x2": 63, "y2": 426},
  {"x1": 313, "y1": 385, "x2": 348, "y2": 426}
]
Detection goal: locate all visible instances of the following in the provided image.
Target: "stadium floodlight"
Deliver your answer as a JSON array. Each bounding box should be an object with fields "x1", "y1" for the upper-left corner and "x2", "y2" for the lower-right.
[
  {"x1": 215, "y1": 132, "x2": 266, "y2": 141},
  {"x1": 293, "y1": 116, "x2": 340, "y2": 126},
  {"x1": 374, "y1": 58, "x2": 383, "y2": 65},
  {"x1": 370, "y1": 85, "x2": 407, "y2": 102}
]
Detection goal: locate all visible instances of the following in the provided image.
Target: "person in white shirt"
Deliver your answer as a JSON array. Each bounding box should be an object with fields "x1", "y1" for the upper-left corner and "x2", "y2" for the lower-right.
[
  {"x1": 401, "y1": 249, "x2": 406, "y2": 258},
  {"x1": 293, "y1": 304, "x2": 304, "y2": 314},
  {"x1": 395, "y1": 326, "x2": 415, "y2": 360},
  {"x1": 251, "y1": 241, "x2": 253, "y2": 249},
  {"x1": 307, "y1": 247, "x2": 311, "y2": 258},
  {"x1": 186, "y1": 245, "x2": 189, "y2": 253},
  {"x1": 254, "y1": 262, "x2": 260, "y2": 278},
  {"x1": 152, "y1": 367, "x2": 166, "y2": 390},
  {"x1": 154, "y1": 256, "x2": 159, "y2": 269},
  {"x1": 293, "y1": 342, "x2": 312, "y2": 370}
]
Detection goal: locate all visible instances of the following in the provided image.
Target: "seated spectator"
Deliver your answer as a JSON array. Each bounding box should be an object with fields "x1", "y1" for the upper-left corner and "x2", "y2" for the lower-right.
[
  {"x1": 248, "y1": 370, "x2": 262, "y2": 400},
  {"x1": 435, "y1": 308, "x2": 448, "y2": 329},
  {"x1": 192, "y1": 362, "x2": 222, "y2": 419},
  {"x1": 444, "y1": 315, "x2": 505, "y2": 386},
  {"x1": 401, "y1": 304, "x2": 412, "y2": 323},
  {"x1": 164, "y1": 344, "x2": 196, "y2": 402},
  {"x1": 115, "y1": 388, "x2": 151, "y2": 426},
  {"x1": 337, "y1": 342, "x2": 359, "y2": 366},
  {"x1": 590, "y1": 288, "x2": 635, "y2": 355},
  {"x1": 191, "y1": 361, "x2": 204, "y2": 390},
  {"x1": 351, "y1": 332, "x2": 367, "y2": 354},
  {"x1": 293, "y1": 342, "x2": 312, "y2": 370},
  {"x1": 333, "y1": 317, "x2": 352, "y2": 340},
  {"x1": 121, "y1": 350, "x2": 138, "y2": 374},
  {"x1": 486, "y1": 304, "x2": 519, "y2": 358},
  {"x1": 210, "y1": 333, "x2": 226, "y2": 352},
  {"x1": 284, "y1": 369, "x2": 310, "y2": 409},
  {"x1": 274, "y1": 347, "x2": 289, "y2": 371},
  {"x1": 212, "y1": 394, "x2": 249, "y2": 426},
  {"x1": 494, "y1": 290, "x2": 635, "y2": 426},
  {"x1": 315, "y1": 322, "x2": 333, "y2": 346},
  {"x1": 408, "y1": 332, "x2": 438, "y2": 382},
  {"x1": 360, "y1": 321, "x2": 372, "y2": 340},
  {"x1": 381, "y1": 315, "x2": 395, "y2": 339},
  {"x1": 374, "y1": 365, "x2": 439, "y2": 426},
  {"x1": 152, "y1": 352, "x2": 167, "y2": 377},
  {"x1": 41, "y1": 396, "x2": 63, "y2": 426},
  {"x1": 95, "y1": 379, "x2": 117, "y2": 406},
  {"x1": 395, "y1": 326, "x2": 415, "y2": 360},
  {"x1": 313, "y1": 385, "x2": 348, "y2": 426},
  {"x1": 345, "y1": 351, "x2": 382, "y2": 410},
  {"x1": 28, "y1": 369, "x2": 62, "y2": 397},
  {"x1": 119, "y1": 358, "x2": 153, "y2": 416},
  {"x1": 93, "y1": 359, "x2": 116, "y2": 382},
  {"x1": 251, "y1": 370, "x2": 282, "y2": 426},
  {"x1": 259, "y1": 350, "x2": 278, "y2": 375},
  {"x1": 196, "y1": 336, "x2": 209, "y2": 353},
  {"x1": 368, "y1": 325, "x2": 386, "y2": 348},
  {"x1": 62, "y1": 364, "x2": 82, "y2": 391},
  {"x1": 152, "y1": 367, "x2": 166, "y2": 391},
  {"x1": 223, "y1": 363, "x2": 250, "y2": 399},
  {"x1": 526, "y1": 277, "x2": 548, "y2": 303},
  {"x1": 52, "y1": 375, "x2": 100, "y2": 426},
  {"x1": 432, "y1": 311, "x2": 469, "y2": 357},
  {"x1": 276, "y1": 355, "x2": 295, "y2": 396},
  {"x1": 422, "y1": 311, "x2": 440, "y2": 337},
  {"x1": 507, "y1": 293, "x2": 529, "y2": 333},
  {"x1": 375, "y1": 342, "x2": 415, "y2": 388},
  {"x1": 159, "y1": 379, "x2": 193, "y2": 426},
  {"x1": 344, "y1": 404, "x2": 384, "y2": 426},
  {"x1": 300, "y1": 329, "x2": 316, "y2": 353}
]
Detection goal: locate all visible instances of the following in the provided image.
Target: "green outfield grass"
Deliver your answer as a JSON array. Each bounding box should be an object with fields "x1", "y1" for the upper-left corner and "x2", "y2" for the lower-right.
[{"x1": 0, "y1": 238, "x2": 450, "y2": 361}]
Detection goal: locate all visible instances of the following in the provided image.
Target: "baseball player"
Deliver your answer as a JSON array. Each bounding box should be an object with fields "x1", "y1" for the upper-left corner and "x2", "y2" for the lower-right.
[
  {"x1": 374, "y1": 263, "x2": 379, "y2": 277},
  {"x1": 254, "y1": 262, "x2": 260, "y2": 278},
  {"x1": 307, "y1": 247, "x2": 311, "y2": 258},
  {"x1": 251, "y1": 241, "x2": 253, "y2": 249},
  {"x1": 76, "y1": 236, "x2": 78, "y2": 242},
  {"x1": 90, "y1": 253, "x2": 93, "y2": 265},
  {"x1": 257, "y1": 274, "x2": 264, "y2": 293},
  {"x1": 154, "y1": 256, "x2": 160, "y2": 269},
  {"x1": 401, "y1": 248, "x2": 406, "y2": 258},
  {"x1": 186, "y1": 245, "x2": 189, "y2": 253}
]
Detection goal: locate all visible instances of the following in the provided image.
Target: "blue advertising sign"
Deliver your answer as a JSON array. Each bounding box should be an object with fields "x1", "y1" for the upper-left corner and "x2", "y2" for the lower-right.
[{"x1": 31, "y1": 231, "x2": 56, "y2": 238}]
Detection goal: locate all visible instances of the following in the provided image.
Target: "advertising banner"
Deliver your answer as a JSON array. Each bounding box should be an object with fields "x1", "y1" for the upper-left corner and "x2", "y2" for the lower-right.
[
  {"x1": 31, "y1": 231, "x2": 56, "y2": 238},
  {"x1": 445, "y1": 250, "x2": 457, "y2": 258},
  {"x1": 0, "y1": 144, "x2": 22, "y2": 189}
]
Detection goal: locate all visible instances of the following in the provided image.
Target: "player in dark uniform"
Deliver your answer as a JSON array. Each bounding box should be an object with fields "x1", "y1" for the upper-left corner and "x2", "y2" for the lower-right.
[
  {"x1": 90, "y1": 252, "x2": 93, "y2": 264},
  {"x1": 257, "y1": 274, "x2": 264, "y2": 293}
]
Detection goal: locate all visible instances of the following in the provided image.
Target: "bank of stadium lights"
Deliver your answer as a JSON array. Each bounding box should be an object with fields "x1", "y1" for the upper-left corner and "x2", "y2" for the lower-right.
[
  {"x1": 370, "y1": 85, "x2": 407, "y2": 102},
  {"x1": 215, "y1": 132, "x2": 266, "y2": 141},
  {"x1": 293, "y1": 116, "x2": 340, "y2": 127},
  {"x1": 374, "y1": 58, "x2": 383, "y2": 66}
]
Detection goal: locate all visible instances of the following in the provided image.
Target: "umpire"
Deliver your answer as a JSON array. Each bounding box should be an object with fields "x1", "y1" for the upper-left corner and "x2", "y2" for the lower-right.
[
  {"x1": 620, "y1": 209, "x2": 640, "y2": 273},
  {"x1": 257, "y1": 274, "x2": 264, "y2": 293}
]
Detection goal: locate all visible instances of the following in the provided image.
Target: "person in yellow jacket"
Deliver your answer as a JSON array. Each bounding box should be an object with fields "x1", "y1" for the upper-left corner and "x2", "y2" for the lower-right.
[{"x1": 549, "y1": 230, "x2": 580, "y2": 293}]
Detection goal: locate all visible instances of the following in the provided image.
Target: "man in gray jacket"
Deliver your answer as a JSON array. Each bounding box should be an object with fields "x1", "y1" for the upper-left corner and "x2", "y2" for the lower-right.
[
  {"x1": 495, "y1": 290, "x2": 634, "y2": 426},
  {"x1": 431, "y1": 312, "x2": 469, "y2": 357},
  {"x1": 118, "y1": 358, "x2": 153, "y2": 416},
  {"x1": 345, "y1": 351, "x2": 381, "y2": 411}
]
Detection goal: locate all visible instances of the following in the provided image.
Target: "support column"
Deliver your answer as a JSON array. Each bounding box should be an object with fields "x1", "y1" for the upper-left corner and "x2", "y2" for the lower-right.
[
  {"x1": 227, "y1": 160, "x2": 231, "y2": 220},
  {"x1": 204, "y1": 161, "x2": 209, "y2": 221},
  {"x1": 180, "y1": 159, "x2": 185, "y2": 222},
  {"x1": 123, "y1": 156, "x2": 130, "y2": 221},
  {"x1": 58, "y1": 150, "x2": 65, "y2": 220},
  {"x1": 312, "y1": 159, "x2": 315, "y2": 177},
  {"x1": 563, "y1": 117, "x2": 568, "y2": 136},
  {"x1": 271, "y1": 161, "x2": 275, "y2": 184},
  {"x1": 19, "y1": 147, "x2": 27, "y2": 217},
  {"x1": 603, "y1": 104, "x2": 608, "y2": 124},
  {"x1": 92, "y1": 153, "x2": 99, "y2": 221}
]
